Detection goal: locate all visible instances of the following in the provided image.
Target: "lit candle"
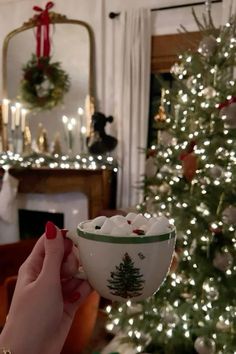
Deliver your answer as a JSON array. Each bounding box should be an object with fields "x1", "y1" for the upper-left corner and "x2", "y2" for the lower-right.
[
  {"x1": 2, "y1": 99, "x2": 10, "y2": 124},
  {"x1": 11, "y1": 106, "x2": 16, "y2": 131},
  {"x1": 21, "y1": 108, "x2": 28, "y2": 132},
  {"x1": 15, "y1": 102, "x2": 21, "y2": 126},
  {"x1": 78, "y1": 107, "x2": 84, "y2": 116},
  {"x1": 62, "y1": 115, "x2": 68, "y2": 124}
]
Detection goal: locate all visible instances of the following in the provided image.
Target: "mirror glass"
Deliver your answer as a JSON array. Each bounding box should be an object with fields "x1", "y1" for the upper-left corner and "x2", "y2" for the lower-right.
[{"x1": 6, "y1": 22, "x2": 91, "y2": 153}]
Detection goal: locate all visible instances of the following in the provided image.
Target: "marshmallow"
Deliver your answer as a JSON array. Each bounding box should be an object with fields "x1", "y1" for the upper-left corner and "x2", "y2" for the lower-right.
[
  {"x1": 125, "y1": 212, "x2": 138, "y2": 222},
  {"x1": 132, "y1": 214, "x2": 148, "y2": 228},
  {"x1": 110, "y1": 215, "x2": 127, "y2": 226},
  {"x1": 91, "y1": 216, "x2": 107, "y2": 227},
  {"x1": 146, "y1": 216, "x2": 171, "y2": 236},
  {"x1": 110, "y1": 224, "x2": 132, "y2": 236},
  {"x1": 83, "y1": 221, "x2": 94, "y2": 230},
  {"x1": 100, "y1": 218, "x2": 116, "y2": 234},
  {"x1": 147, "y1": 217, "x2": 159, "y2": 226}
]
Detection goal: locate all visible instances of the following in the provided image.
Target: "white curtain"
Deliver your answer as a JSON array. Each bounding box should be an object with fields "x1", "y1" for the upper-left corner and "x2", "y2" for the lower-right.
[{"x1": 106, "y1": 8, "x2": 151, "y2": 209}]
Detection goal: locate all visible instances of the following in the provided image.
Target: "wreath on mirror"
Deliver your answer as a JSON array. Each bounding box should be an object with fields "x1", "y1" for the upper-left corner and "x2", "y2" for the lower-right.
[{"x1": 19, "y1": 54, "x2": 70, "y2": 111}]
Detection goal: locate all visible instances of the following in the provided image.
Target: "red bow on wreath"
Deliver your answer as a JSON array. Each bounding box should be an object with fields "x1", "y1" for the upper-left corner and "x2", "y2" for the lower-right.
[
  {"x1": 33, "y1": 2, "x2": 54, "y2": 58},
  {"x1": 179, "y1": 140, "x2": 198, "y2": 182}
]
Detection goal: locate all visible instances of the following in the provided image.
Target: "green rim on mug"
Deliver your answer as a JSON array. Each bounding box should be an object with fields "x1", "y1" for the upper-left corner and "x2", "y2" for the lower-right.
[{"x1": 77, "y1": 222, "x2": 176, "y2": 244}]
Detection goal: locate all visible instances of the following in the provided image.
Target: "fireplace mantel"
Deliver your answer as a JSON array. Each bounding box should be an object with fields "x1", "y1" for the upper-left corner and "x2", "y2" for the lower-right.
[{"x1": 0, "y1": 168, "x2": 116, "y2": 219}]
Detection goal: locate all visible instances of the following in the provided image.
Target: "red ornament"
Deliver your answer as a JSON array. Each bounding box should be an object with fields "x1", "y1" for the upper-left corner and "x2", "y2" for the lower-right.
[{"x1": 181, "y1": 152, "x2": 198, "y2": 182}]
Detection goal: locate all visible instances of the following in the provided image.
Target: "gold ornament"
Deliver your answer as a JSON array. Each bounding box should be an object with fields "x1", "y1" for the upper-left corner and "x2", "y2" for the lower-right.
[
  {"x1": 52, "y1": 132, "x2": 62, "y2": 155},
  {"x1": 37, "y1": 123, "x2": 48, "y2": 153},
  {"x1": 154, "y1": 88, "x2": 167, "y2": 122},
  {"x1": 23, "y1": 125, "x2": 32, "y2": 154}
]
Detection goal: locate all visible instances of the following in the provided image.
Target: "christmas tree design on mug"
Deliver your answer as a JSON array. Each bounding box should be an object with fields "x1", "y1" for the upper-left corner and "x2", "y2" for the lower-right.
[{"x1": 107, "y1": 252, "x2": 145, "y2": 298}]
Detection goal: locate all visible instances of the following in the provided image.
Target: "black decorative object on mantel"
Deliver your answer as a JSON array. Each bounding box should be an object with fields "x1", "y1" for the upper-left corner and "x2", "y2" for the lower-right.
[{"x1": 87, "y1": 112, "x2": 118, "y2": 155}]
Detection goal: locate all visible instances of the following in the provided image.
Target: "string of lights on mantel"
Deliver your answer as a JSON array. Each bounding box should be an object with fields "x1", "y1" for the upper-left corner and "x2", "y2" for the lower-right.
[{"x1": 0, "y1": 151, "x2": 118, "y2": 172}]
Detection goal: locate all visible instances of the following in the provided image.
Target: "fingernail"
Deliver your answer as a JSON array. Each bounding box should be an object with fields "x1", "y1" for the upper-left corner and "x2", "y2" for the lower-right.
[
  {"x1": 45, "y1": 221, "x2": 57, "y2": 239},
  {"x1": 66, "y1": 291, "x2": 81, "y2": 303},
  {"x1": 61, "y1": 229, "x2": 69, "y2": 238}
]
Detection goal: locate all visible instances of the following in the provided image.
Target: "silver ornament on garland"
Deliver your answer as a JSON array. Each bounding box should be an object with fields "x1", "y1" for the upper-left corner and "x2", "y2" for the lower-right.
[
  {"x1": 222, "y1": 205, "x2": 236, "y2": 225},
  {"x1": 201, "y1": 86, "x2": 217, "y2": 99},
  {"x1": 202, "y1": 278, "x2": 219, "y2": 301},
  {"x1": 194, "y1": 336, "x2": 216, "y2": 354},
  {"x1": 219, "y1": 102, "x2": 236, "y2": 129},
  {"x1": 170, "y1": 62, "x2": 185, "y2": 76},
  {"x1": 158, "y1": 130, "x2": 175, "y2": 146},
  {"x1": 209, "y1": 165, "x2": 223, "y2": 178},
  {"x1": 213, "y1": 249, "x2": 233, "y2": 272},
  {"x1": 216, "y1": 318, "x2": 231, "y2": 332},
  {"x1": 198, "y1": 35, "x2": 217, "y2": 57},
  {"x1": 159, "y1": 182, "x2": 171, "y2": 194},
  {"x1": 160, "y1": 305, "x2": 179, "y2": 326},
  {"x1": 145, "y1": 156, "x2": 157, "y2": 178}
]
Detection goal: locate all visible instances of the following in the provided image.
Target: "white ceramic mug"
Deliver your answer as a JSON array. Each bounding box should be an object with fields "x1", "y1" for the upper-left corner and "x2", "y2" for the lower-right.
[{"x1": 76, "y1": 221, "x2": 176, "y2": 301}]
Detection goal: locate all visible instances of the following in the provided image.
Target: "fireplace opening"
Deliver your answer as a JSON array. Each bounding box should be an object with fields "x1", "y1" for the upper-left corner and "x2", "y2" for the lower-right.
[{"x1": 19, "y1": 209, "x2": 64, "y2": 240}]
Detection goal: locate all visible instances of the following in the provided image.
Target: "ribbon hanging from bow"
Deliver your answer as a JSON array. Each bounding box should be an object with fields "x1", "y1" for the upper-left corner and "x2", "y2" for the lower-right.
[
  {"x1": 33, "y1": 2, "x2": 54, "y2": 58},
  {"x1": 218, "y1": 96, "x2": 236, "y2": 110}
]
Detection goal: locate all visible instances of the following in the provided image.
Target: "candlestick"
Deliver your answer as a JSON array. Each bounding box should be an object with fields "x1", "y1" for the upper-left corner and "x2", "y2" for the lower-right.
[
  {"x1": 2, "y1": 99, "x2": 9, "y2": 124},
  {"x1": 15, "y1": 102, "x2": 21, "y2": 126},
  {"x1": 67, "y1": 122, "x2": 73, "y2": 153},
  {"x1": 21, "y1": 108, "x2": 28, "y2": 132},
  {"x1": 11, "y1": 106, "x2": 16, "y2": 131}
]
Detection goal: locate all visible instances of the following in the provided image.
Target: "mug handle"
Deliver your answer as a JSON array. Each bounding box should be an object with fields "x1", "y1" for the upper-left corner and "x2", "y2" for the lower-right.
[
  {"x1": 69, "y1": 237, "x2": 88, "y2": 280},
  {"x1": 66, "y1": 231, "x2": 88, "y2": 280},
  {"x1": 75, "y1": 265, "x2": 88, "y2": 280}
]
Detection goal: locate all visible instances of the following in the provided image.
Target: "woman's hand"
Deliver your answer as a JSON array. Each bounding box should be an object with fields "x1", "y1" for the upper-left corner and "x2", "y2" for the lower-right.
[{"x1": 0, "y1": 221, "x2": 92, "y2": 354}]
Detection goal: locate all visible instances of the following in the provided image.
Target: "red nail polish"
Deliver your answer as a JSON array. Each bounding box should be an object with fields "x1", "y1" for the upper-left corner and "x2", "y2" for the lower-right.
[
  {"x1": 66, "y1": 291, "x2": 81, "y2": 303},
  {"x1": 45, "y1": 221, "x2": 57, "y2": 239},
  {"x1": 61, "y1": 229, "x2": 69, "y2": 238}
]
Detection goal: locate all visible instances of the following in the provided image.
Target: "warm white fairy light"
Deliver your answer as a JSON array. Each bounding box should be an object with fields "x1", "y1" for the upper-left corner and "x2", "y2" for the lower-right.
[
  {"x1": 106, "y1": 323, "x2": 114, "y2": 331},
  {"x1": 128, "y1": 330, "x2": 133, "y2": 337}
]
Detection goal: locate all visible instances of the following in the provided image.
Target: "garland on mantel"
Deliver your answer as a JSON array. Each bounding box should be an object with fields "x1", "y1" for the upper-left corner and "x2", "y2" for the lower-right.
[{"x1": 0, "y1": 152, "x2": 118, "y2": 171}]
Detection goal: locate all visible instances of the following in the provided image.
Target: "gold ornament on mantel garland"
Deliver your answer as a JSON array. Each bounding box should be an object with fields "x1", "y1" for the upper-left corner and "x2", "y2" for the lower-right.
[
  {"x1": 37, "y1": 123, "x2": 49, "y2": 153},
  {"x1": 23, "y1": 125, "x2": 32, "y2": 154},
  {"x1": 52, "y1": 132, "x2": 62, "y2": 155},
  {"x1": 154, "y1": 88, "x2": 167, "y2": 122}
]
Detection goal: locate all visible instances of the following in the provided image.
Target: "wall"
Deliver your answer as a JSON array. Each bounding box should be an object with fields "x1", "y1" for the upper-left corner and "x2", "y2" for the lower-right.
[{"x1": 102, "y1": 0, "x2": 230, "y2": 114}]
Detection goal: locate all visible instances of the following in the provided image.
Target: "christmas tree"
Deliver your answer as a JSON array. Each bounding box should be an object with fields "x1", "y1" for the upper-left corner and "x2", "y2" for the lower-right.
[
  {"x1": 107, "y1": 253, "x2": 144, "y2": 298},
  {"x1": 106, "y1": 8, "x2": 236, "y2": 354}
]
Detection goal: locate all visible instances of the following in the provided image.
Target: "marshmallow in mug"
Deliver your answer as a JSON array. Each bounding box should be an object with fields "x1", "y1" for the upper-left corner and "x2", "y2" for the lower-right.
[{"x1": 81, "y1": 213, "x2": 172, "y2": 236}]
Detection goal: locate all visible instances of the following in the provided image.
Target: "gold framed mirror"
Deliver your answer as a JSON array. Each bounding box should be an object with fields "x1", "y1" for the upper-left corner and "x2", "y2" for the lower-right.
[{"x1": 1, "y1": 11, "x2": 96, "y2": 153}]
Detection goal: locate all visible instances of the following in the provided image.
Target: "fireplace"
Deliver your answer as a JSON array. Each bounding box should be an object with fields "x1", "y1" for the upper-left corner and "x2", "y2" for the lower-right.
[
  {"x1": 0, "y1": 192, "x2": 88, "y2": 243},
  {"x1": 19, "y1": 209, "x2": 64, "y2": 240},
  {"x1": 0, "y1": 167, "x2": 115, "y2": 244}
]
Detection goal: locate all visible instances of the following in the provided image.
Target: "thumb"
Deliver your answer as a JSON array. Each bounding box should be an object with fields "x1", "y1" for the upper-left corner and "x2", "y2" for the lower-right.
[{"x1": 41, "y1": 221, "x2": 64, "y2": 282}]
